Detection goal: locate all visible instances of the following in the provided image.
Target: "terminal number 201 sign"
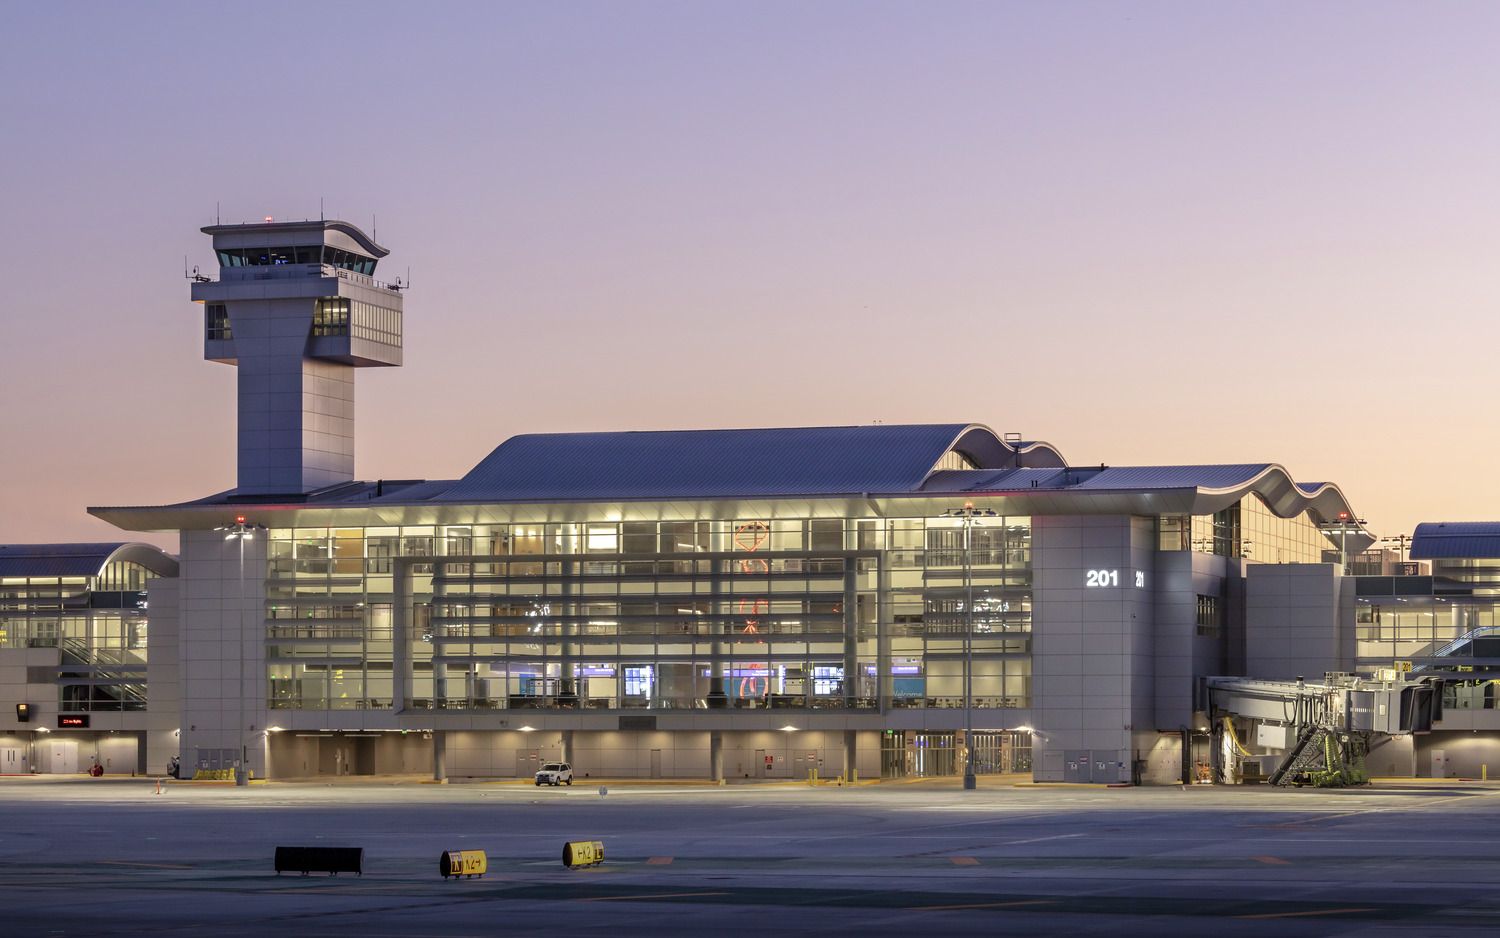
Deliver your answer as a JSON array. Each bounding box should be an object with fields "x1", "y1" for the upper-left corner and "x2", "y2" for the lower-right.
[{"x1": 1085, "y1": 569, "x2": 1146, "y2": 588}]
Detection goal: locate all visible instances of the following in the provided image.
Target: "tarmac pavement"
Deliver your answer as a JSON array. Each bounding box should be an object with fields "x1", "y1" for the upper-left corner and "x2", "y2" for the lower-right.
[{"x1": 2, "y1": 774, "x2": 1498, "y2": 936}]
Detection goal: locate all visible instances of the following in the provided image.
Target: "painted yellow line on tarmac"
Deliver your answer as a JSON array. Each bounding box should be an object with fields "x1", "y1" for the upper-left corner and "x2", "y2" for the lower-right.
[
  {"x1": 645, "y1": 856, "x2": 673, "y2": 865},
  {"x1": 1251, "y1": 856, "x2": 1291, "y2": 865},
  {"x1": 910, "y1": 900, "x2": 1055, "y2": 911},
  {"x1": 950, "y1": 857, "x2": 979, "y2": 866},
  {"x1": 1237, "y1": 908, "x2": 1375, "y2": 919},
  {"x1": 572, "y1": 892, "x2": 732, "y2": 902},
  {"x1": 97, "y1": 860, "x2": 195, "y2": 869}
]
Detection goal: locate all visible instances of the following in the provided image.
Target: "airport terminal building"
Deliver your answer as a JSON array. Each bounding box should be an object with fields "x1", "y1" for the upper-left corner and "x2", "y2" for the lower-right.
[{"x1": 24, "y1": 216, "x2": 1408, "y2": 785}]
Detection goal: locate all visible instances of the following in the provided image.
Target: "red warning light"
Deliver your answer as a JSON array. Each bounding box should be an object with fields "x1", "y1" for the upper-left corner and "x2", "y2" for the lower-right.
[
  {"x1": 1339, "y1": 512, "x2": 1349, "y2": 520},
  {"x1": 236, "y1": 515, "x2": 246, "y2": 523}
]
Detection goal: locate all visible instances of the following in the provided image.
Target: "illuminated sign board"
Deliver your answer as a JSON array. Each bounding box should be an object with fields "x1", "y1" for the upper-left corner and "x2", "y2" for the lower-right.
[
  {"x1": 1086, "y1": 569, "x2": 1147, "y2": 588},
  {"x1": 58, "y1": 715, "x2": 90, "y2": 728}
]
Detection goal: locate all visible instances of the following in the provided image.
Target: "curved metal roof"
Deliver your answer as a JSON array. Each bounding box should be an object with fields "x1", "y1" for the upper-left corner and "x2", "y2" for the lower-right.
[
  {"x1": 0, "y1": 543, "x2": 178, "y2": 578},
  {"x1": 919, "y1": 463, "x2": 1366, "y2": 526},
  {"x1": 1410, "y1": 522, "x2": 1500, "y2": 560},
  {"x1": 199, "y1": 219, "x2": 389, "y2": 257},
  {"x1": 438, "y1": 424, "x2": 1065, "y2": 503}
]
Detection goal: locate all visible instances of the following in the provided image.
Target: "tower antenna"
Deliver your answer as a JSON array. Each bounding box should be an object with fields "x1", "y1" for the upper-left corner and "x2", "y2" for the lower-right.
[
  {"x1": 216, "y1": 201, "x2": 220, "y2": 225},
  {"x1": 320, "y1": 197, "x2": 324, "y2": 222}
]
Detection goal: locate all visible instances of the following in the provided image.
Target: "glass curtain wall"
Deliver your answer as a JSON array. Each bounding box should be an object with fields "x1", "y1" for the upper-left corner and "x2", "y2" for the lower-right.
[
  {"x1": 1158, "y1": 495, "x2": 1336, "y2": 564},
  {"x1": 262, "y1": 515, "x2": 1034, "y2": 713},
  {"x1": 417, "y1": 519, "x2": 875, "y2": 711},
  {"x1": 0, "y1": 564, "x2": 154, "y2": 710}
]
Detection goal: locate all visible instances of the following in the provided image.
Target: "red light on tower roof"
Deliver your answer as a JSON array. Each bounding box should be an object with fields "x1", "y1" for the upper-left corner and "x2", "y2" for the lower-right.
[
  {"x1": 964, "y1": 501, "x2": 974, "y2": 509},
  {"x1": 264, "y1": 216, "x2": 273, "y2": 223},
  {"x1": 236, "y1": 515, "x2": 246, "y2": 523},
  {"x1": 1339, "y1": 512, "x2": 1349, "y2": 520}
]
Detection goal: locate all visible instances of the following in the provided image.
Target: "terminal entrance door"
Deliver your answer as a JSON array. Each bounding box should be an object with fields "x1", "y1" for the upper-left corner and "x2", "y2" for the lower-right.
[
  {"x1": 650, "y1": 749, "x2": 662, "y2": 778},
  {"x1": 969, "y1": 731, "x2": 1033, "y2": 775},
  {"x1": 1, "y1": 745, "x2": 25, "y2": 774},
  {"x1": 880, "y1": 732, "x2": 907, "y2": 779},
  {"x1": 754, "y1": 749, "x2": 766, "y2": 778},
  {"x1": 45, "y1": 740, "x2": 78, "y2": 774},
  {"x1": 912, "y1": 732, "x2": 956, "y2": 777}
]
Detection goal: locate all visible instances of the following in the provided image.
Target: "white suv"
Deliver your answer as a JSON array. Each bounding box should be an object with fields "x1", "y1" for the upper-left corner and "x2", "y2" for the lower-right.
[{"x1": 535, "y1": 762, "x2": 573, "y2": 786}]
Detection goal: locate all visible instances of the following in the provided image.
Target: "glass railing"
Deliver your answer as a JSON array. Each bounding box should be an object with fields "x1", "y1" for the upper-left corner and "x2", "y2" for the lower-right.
[
  {"x1": 885, "y1": 695, "x2": 1027, "y2": 709},
  {"x1": 398, "y1": 694, "x2": 881, "y2": 711}
]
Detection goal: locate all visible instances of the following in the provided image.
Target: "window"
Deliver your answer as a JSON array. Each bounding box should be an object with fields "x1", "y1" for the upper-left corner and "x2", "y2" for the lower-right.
[
  {"x1": 205, "y1": 304, "x2": 231, "y2": 340},
  {"x1": 215, "y1": 245, "x2": 377, "y2": 274},
  {"x1": 1196, "y1": 595, "x2": 1221, "y2": 637},
  {"x1": 312, "y1": 298, "x2": 350, "y2": 337}
]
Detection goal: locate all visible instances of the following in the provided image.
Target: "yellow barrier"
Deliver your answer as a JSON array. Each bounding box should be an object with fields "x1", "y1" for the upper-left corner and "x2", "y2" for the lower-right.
[
  {"x1": 191, "y1": 769, "x2": 238, "y2": 781},
  {"x1": 562, "y1": 840, "x2": 605, "y2": 868},
  {"x1": 439, "y1": 849, "x2": 487, "y2": 879}
]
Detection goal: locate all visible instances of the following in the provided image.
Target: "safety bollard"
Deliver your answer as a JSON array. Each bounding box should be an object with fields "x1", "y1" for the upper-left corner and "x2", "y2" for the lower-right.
[
  {"x1": 562, "y1": 840, "x2": 605, "y2": 868},
  {"x1": 439, "y1": 849, "x2": 487, "y2": 879},
  {"x1": 851, "y1": 768, "x2": 858, "y2": 785}
]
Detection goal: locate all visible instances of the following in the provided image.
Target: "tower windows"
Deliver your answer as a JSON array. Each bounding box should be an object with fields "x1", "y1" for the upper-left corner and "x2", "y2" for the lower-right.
[
  {"x1": 313, "y1": 298, "x2": 351, "y2": 337},
  {"x1": 215, "y1": 245, "x2": 377, "y2": 274},
  {"x1": 205, "y1": 304, "x2": 232, "y2": 340}
]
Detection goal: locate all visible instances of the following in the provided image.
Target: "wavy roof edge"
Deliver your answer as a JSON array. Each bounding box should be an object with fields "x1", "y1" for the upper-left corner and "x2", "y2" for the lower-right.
[{"x1": 922, "y1": 463, "x2": 1363, "y2": 526}]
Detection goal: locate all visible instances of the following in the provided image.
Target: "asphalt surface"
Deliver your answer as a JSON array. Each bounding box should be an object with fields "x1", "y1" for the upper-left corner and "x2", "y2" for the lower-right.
[{"x1": 2, "y1": 775, "x2": 1498, "y2": 936}]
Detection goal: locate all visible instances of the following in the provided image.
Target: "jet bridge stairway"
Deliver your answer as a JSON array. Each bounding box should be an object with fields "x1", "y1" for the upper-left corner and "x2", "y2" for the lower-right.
[
  {"x1": 1206, "y1": 674, "x2": 1434, "y2": 788},
  {"x1": 1265, "y1": 726, "x2": 1370, "y2": 788}
]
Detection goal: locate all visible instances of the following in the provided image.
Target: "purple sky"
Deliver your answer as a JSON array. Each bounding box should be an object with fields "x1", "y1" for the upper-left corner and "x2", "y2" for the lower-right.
[{"x1": 4, "y1": 1, "x2": 1499, "y2": 553}]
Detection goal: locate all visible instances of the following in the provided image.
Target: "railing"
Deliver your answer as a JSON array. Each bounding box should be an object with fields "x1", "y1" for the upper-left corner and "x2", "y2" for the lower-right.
[
  {"x1": 425, "y1": 621, "x2": 850, "y2": 639},
  {"x1": 1427, "y1": 625, "x2": 1500, "y2": 660},
  {"x1": 217, "y1": 264, "x2": 403, "y2": 292},
  {"x1": 886, "y1": 696, "x2": 1027, "y2": 709},
  {"x1": 398, "y1": 695, "x2": 882, "y2": 712},
  {"x1": 266, "y1": 697, "x2": 393, "y2": 711}
]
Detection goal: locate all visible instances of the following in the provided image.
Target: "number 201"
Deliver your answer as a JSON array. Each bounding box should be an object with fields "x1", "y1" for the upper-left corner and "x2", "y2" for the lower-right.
[{"x1": 1086, "y1": 569, "x2": 1119, "y2": 587}]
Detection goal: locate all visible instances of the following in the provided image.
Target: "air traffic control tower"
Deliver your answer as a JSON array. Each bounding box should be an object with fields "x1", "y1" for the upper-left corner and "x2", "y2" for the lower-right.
[{"x1": 192, "y1": 220, "x2": 402, "y2": 495}]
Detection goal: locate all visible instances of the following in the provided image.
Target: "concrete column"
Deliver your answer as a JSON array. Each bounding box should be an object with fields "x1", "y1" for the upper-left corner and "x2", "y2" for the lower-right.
[
  {"x1": 843, "y1": 730, "x2": 856, "y2": 783},
  {"x1": 433, "y1": 731, "x2": 447, "y2": 782},
  {"x1": 710, "y1": 731, "x2": 723, "y2": 782},
  {"x1": 708, "y1": 548, "x2": 728, "y2": 707},
  {"x1": 562, "y1": 730, "x2": 574, "y2": 765}
]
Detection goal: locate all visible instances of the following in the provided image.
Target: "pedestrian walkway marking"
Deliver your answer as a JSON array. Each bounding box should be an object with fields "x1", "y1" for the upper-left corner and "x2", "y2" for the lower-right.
[
  {"x1": 573, "y1": 892, "x2": 731, "y2": 902},
  {"x1": 646, "y1": 857, "x2": 674, "y2": 865},
  {"x1": 950, "y1": 857, "x2": 979, "y2": 866},
  {"x1": 1251, "y1": 856, "x2": 1291, "y2": 865},
  {"x1": 1237, "y1": 908, "x2": 1375, "y2": 919},
  {"x1": 911, "y1": 900, "x2": 1055, "y2": 911}
]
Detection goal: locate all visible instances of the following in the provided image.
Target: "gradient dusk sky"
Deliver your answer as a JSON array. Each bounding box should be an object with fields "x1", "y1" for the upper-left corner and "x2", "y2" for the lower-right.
[{"x1": 3, "y1": 1, "x2": 1499, "y2": 553}]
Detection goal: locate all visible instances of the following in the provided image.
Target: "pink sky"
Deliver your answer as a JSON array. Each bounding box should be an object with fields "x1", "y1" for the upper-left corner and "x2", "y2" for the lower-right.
[{"x1": 3, "y1": 1, "x2": 1499, "y2": 554}]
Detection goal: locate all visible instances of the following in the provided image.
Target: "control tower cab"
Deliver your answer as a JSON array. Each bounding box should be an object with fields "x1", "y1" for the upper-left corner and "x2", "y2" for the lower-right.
[{"x1": 191, "y1": 219, "x2": 403, "y2": 496}]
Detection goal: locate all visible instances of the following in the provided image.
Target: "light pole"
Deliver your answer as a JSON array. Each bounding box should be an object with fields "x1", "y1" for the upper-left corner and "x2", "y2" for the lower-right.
[
  {"x1": 942, "y1": 501, "x2": 997, "y2": 791},
  {"x1": 218, "y1": 516, "x2": 264, "y2": 786}
]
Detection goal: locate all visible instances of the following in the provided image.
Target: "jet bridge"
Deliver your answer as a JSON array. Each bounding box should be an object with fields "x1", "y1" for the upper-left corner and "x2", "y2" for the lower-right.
[{"x1": 1205, "y1": 673, "x2": 1445, "y2": 787}]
